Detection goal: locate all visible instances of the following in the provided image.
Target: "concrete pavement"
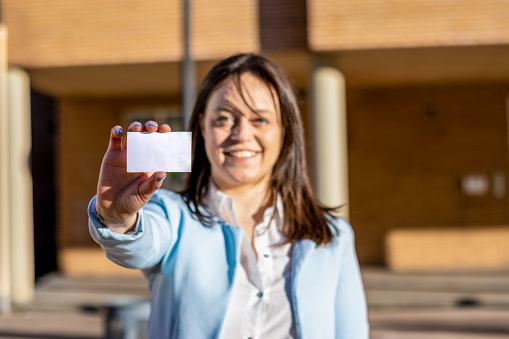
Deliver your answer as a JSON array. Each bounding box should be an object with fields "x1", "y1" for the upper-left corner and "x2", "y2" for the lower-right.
[{"x1": 0, "y1": 267, "x2": 508, "y2": 338}]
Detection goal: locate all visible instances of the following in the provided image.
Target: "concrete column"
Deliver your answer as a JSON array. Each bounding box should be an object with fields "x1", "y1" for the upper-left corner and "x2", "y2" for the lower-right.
[
  {"x1": 8, "y1": 67, "x2": 34, "y2": 305},
  {"x1": 311, "y1": 66, "x2": 350, "y2": 221},
  {"x1": 0, "y1": 23, "x2": 11, "y2": 314}
]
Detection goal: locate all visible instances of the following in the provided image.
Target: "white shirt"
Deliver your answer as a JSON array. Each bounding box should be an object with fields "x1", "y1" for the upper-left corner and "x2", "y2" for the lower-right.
[{"x1": 202, "y1": 183, "x2": 297, "y2": 339}]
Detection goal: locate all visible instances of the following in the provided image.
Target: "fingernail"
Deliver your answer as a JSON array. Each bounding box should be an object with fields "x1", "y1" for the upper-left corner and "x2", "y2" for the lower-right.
[
  {"x1": 157, "y1": 175, "x2": 166, "y2": 183},
  {"x1": 134, "y1": 123, "x2": 142, "y2": 127},
  {"x1": 148, "y1": 123, "x2": 157, "y2": 127},
  {"x1": 115, "y1": 128, "x2": 122, "y2": 134},
  {"x1": 161, "y1": 124, "x2": 169, "y2": 127}
]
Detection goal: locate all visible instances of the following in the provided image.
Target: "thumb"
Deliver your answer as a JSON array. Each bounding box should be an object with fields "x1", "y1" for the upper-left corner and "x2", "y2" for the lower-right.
[{"x1": 139, "y1": 171, "x2": 167, "y2": 199}]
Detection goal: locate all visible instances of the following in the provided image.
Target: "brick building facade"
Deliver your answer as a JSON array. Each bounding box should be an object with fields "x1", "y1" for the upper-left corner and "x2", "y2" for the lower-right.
[{"x1": 3, "y1": 0, "x2": 509, "y2": 273}]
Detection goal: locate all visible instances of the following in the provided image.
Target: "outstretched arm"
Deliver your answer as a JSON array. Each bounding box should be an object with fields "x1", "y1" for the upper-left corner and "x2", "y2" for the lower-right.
[
  {"x1": 88, "y1": 121, "x2": 175, "y2": 269},
  {"x1": 94, "y1": 120, "x2": 170, "y2": 233}
]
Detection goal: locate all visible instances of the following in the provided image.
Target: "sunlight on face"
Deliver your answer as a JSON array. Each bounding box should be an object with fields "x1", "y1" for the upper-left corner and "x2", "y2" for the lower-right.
[{"x1": 200, "y1": 72, "x2": 282, "y2": 192}]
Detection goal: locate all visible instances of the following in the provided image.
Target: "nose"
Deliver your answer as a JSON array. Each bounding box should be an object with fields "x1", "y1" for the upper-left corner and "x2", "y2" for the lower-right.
[{"x1": 231, "y1": 118, "x2": 253, "y2": 142}]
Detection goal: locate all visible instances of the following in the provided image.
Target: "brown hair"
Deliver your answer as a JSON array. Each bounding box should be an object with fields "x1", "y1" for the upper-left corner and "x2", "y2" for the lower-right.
[{"x1": 181, "y1": 53, "x2": 337, "y2": 245}]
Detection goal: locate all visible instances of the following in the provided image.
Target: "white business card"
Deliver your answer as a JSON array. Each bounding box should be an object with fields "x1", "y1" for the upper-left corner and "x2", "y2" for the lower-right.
[{"x1": 127, "y1": 132, "x2": 192, "y2": 173}]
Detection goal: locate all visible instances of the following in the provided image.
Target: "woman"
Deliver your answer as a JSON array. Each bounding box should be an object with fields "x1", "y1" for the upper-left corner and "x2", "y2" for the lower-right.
[{"x1": 89, "y1": 53, "x2": 369, "y2": 338}]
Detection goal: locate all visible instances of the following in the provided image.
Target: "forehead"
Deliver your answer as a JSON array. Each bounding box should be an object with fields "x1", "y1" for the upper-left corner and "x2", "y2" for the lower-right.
[{"x1": 206, "y1": 72, "x2": 279, "y2": 111}]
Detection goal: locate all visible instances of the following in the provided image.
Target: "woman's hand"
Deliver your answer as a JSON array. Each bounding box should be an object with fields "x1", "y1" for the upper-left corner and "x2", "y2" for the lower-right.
[{"x1": 95, "y1": 121, "x2": 171, "y2": 233}]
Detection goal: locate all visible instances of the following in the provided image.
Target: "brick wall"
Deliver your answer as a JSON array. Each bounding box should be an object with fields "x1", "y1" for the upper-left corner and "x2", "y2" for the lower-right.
[
  {"x1": 58, "y1": 98, "x2": 120, "y2": 248},
  {"x1": 308, "y1": 0, "x2": 509, "y2": 51},
  {"x1": 3, "y1": 0, "x2": 258, "y2": 67},
  {"x1": 6, "y1": 0, "x2": 509, "y2": 67},
  {"x1": 192, "y1": 0, "x2": 259, "y2": 60},
  {"x1": 347, "y1": 84, "x2": 509, "y2": 264}
]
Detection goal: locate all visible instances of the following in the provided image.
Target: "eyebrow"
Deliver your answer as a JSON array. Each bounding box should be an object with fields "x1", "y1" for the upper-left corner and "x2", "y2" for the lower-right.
[
  {"x1": 213, "y1": 104, "x2": 238, "y2": 114},
  {"x1": 213, "y1": 104, "x2": 275, "y2": 117},
  {"x1": 251, "y1": 109, "x2": 275, "y2": 116}
]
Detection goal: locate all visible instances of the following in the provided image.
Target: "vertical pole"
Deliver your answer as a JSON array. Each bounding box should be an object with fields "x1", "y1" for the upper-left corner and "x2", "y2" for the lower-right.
[
  {"x1": 311, "y1": 66, "x2": 350, "y2": 221},
  {"x1": 182, "y1": 0, "x2": 195, "y2": 131},
  {"x1": 8, "y1": 67, "x2": 34, "y2": 305},
  {"x1": 0, "y1": 23, "x2": 11, "y2": 314},
  {"x1": 506, "y1": 97, "x2": 509, "y2": 221}
]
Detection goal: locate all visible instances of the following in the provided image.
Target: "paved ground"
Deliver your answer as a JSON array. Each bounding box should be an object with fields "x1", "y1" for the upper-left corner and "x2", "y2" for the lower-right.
[
  {"x1": 0, "y1": 312, "x2": 102, "y2": 339},
  {"x1": 1, "y1": 307, "x2": 509, "y2": 339},
  {"x1": 0, "y1": 267, "x2": 508, "y2": 338},
  {"x1": 370, "y1": 308, "x2": 509, "y2": 339},
  {"x1": 365, "y1": 267, "x2": 509, "y2": 338}
]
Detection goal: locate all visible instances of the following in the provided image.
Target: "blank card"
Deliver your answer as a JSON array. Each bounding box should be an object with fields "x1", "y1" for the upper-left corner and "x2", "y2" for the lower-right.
[{"x1": 127, "y1": 132, "x2": 192, "y2": 173}]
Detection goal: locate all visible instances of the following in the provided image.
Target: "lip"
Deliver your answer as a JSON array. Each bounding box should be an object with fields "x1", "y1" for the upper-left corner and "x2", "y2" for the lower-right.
[{"x1": 223, "y1": 149, "x2": 261, "y2": 160}]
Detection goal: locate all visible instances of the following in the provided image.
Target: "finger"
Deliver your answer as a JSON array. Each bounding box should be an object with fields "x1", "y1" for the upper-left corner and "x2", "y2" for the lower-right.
[
  {"x1": 108, "y1": 126, "x2": 124, "y2": 150},
  {"x1": 158, "y1": 124, "x2": 171, "y2": 133},
  {"x1": 138, "y1": 171, "x2": 167, "y2": 199},
  {"x1": 128, "y1": 121, "x2": 143, "y2": 132},
  {"x1": 142, "y1": 121, "x2": 158, "y2": 133},
  {"x1": 125, "y1": 122, "x2": 142, "y2": 149}
]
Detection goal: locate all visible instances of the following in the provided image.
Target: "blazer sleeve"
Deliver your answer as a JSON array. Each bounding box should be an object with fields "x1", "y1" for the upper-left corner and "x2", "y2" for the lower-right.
[
  {"x1": 88, "y1": 191, "x2": 177, "y2": 270},
  {"x1": 334, "y1": 219, "x2": 370, "y2": 338}
]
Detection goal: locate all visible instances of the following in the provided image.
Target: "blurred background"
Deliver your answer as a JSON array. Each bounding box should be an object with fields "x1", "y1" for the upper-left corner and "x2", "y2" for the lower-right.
[{"x1": 1, "y1": 0, "x2": 509, "y2": 338}]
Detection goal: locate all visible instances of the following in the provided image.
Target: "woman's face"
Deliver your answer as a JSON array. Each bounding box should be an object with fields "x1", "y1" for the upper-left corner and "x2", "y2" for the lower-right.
[{"x1": 201, "y1": 72, "x2": 282, "y2": 192}]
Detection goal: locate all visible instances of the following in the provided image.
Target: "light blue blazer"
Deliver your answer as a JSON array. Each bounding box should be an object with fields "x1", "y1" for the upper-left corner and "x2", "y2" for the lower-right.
[{"x1": 88, "y1": 190, "x2": 369, "y2": 339}]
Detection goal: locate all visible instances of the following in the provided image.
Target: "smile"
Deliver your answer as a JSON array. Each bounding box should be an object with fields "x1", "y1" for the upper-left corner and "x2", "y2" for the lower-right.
[{"x1": 225, "y1": 150, "x2": 258, "y2": 158}]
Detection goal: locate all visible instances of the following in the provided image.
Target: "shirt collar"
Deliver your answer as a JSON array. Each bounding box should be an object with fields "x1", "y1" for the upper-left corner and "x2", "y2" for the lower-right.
[{"x1": 202, "y1": 181, "x2": 283, "y2": 226}]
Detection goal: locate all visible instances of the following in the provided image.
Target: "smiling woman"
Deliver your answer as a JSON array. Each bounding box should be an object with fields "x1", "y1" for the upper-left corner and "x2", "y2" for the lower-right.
[
  {"x1": 200, "y1": 73, "x2": 282, "y2": 222},
  {"x1": 88, "y1": 53, "x2": 369, "y2": 339}
]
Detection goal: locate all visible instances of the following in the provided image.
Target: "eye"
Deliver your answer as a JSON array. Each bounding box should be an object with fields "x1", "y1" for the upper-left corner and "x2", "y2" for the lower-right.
[
  {"x1": 253, "y1": 117, "x2": 268, "y2": 125},
  {"x1": 217, "y1": 115, "x2": 232, "y2": 122},
  {"x1": 214, "y1": 114, "x2": 234, "y2": 126}
]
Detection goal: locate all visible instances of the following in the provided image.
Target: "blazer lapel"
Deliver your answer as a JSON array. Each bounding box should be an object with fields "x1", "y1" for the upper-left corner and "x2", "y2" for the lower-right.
[{"x1": 291, "y1": 239, "x2": 316, "y2": 338}]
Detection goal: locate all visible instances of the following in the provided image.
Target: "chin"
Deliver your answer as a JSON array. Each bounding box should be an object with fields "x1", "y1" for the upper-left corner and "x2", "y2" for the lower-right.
[
  {"x1": 221, "y1": 170, "x2": 258, "y2": 184},
  {"x1": 231, "y1": 176, "x2": 259, "y2": 186}
]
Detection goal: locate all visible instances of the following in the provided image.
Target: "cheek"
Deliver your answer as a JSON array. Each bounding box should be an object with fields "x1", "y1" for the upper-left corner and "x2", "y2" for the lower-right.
[
  {"x1": 203, "y1": 126, "x2": 228, "y2": 156},
  {"x1": 208, "y1": 130, "x2": 228, "y2": 147},
  {"x1": 263, "y1": 129, "x2": 283, "y2": 155}
]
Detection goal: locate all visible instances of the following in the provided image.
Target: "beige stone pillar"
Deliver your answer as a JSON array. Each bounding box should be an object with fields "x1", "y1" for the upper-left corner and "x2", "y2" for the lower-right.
[
  {"x1": 0, "y1": 24, "x2": 12, "y2": 314},
  {"x1": 311, "y1": 66, "x2": 350, "y2": 221},
  {"x1": 8, "y1": 67, "x2": 34, "y2": 305}
]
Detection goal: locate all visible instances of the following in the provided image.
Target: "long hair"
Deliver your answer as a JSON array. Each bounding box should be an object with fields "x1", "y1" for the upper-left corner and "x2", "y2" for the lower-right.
[{"x1": 181, "y1": 53, "x2": 337, "y2": 245}]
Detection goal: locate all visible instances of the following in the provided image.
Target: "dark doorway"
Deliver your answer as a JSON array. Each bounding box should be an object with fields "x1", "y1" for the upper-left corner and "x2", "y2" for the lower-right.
[{"x1": 31, "y1": 90, "x2": 58, "y2": 278}]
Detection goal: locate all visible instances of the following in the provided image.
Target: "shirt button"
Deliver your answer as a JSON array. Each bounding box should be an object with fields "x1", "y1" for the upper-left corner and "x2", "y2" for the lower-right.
[
  {"x1": 263, "y1": 254, "x2": 269, "y2": 258},
  {"x1": 257, "y1": 291, "x2": 263, "y2": 298}
]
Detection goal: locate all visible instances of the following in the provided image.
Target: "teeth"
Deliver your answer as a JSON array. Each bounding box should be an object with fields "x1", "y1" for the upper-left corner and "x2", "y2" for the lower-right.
[{"x1": 229, "y1": 151, "x2": 256, "y2": 158}]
